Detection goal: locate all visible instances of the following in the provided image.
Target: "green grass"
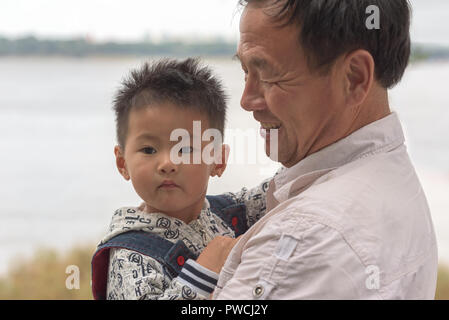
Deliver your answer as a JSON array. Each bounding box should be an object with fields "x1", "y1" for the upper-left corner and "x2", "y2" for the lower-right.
[{"x1": 1, "y1": 245, "x2": 448, "y2": 299}]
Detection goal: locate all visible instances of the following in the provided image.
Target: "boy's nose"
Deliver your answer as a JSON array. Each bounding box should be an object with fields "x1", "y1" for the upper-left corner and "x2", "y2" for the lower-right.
[{"x1": 158, "y1": 155, "x2": 177, "y2": 174}]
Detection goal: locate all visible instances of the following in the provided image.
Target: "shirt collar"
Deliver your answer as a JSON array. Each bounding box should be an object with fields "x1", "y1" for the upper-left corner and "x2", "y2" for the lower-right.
[{"x1": 270, "y1": 112, "x2": 405, "y2": 206}]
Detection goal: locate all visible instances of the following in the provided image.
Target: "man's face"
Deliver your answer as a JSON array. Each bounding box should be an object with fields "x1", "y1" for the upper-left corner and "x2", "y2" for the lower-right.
[
  {"x1": 116, "y1": 103, "x2": 222, "y2": 223},
  {"x1": 237, "y1": 3, "x2": 346, "y2": 168}
]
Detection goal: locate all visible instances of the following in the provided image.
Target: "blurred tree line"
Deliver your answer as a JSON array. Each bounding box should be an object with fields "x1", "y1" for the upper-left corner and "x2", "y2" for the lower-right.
[
  {"x1": 0, "y1": 35, "x2": 236, "y2": 57},
  {"x1": 1, "y1": 35, "x2": 449, "y2": 60}
]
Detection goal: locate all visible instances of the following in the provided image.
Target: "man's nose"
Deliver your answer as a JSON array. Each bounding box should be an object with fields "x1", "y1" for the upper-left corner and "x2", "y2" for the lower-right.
[{"x1": 240, "y1": 77, "x2": 266, "y2": 112}]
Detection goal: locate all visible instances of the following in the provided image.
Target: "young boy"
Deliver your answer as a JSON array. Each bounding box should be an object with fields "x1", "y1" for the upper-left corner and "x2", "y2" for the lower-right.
[{"x1": 91, "y1": 58, "x2": 269, "y2": 300}]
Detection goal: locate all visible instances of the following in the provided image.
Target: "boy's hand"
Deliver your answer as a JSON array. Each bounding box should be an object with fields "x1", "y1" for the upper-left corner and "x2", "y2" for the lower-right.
[{"x1": 196, "y1": 235, "x2": 242, "y2": 274}]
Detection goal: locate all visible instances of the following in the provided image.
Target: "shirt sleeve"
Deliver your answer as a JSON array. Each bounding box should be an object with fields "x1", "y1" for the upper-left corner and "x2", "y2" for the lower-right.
[
  {"x1": 106, "y1": 248, "x2": 211, "y2": 300},
  {"x1": 213, "y1": 212, "x2": 375, "y2": 300},
  {"x1": 175, "y1": 259, "x2": 219, "y2": 297}
]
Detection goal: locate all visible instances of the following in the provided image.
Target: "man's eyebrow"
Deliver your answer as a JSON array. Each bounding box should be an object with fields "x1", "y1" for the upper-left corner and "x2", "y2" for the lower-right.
[{"x1": 233, "y1": 53, "x2": 275, "y2": 74}]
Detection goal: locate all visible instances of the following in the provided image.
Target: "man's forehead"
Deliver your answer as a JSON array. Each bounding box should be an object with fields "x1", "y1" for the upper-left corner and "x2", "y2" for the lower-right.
[
  {"x1": 237, "y1": 29, "x2": 297, "y2": 74},
  {"x1": 239, "y1": 2, "x2": 275, "y2": 34},
  {"x1": 236, "y1": 11, "x2": 277, "y2": 70},
  {"x1": 237, "y1": 4, "x2": 306, "y2": 72},
  {"x1": 239, "y1": 0, "x2": 291, "y2": 31},
  {"x1": 238, "y1": 3, "x2": 299, "y2": 49}
]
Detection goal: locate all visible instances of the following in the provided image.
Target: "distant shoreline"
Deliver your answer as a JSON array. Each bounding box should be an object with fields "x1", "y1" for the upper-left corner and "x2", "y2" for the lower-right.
[
  {"x1": 1, "y1": 35, "x2": 449, "y2": 61},
  {"x1": 2, "y1": 55, "x2": 449, "y2": 65},
  {"x1": 0, "y1": 54, "x2": 236, "y2": 61},
  {"x1": 0, "y1": 35, "x2": 237, "y2": 57}
]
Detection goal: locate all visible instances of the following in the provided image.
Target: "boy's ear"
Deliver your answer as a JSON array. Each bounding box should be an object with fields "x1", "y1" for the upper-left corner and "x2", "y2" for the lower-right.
[
  {"x1": 210, "y1": 144, "x2": 230, "y2": 178},
  {"x1": 114, "y1": 145, "x2": 130, "y2": 181}
]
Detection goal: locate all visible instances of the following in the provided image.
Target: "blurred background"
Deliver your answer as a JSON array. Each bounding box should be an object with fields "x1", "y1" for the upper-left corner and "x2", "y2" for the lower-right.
[{"x1": 0, "y1": 0, "x2": 448, "y2": 299}]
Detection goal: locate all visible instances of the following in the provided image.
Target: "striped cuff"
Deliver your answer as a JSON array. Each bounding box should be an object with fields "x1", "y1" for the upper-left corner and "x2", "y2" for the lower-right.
[{"x1": 175, "y1": 259, "x2": 219, "y2": 297}]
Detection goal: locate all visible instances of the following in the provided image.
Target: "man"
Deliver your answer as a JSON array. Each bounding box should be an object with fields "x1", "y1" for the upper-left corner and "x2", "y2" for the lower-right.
[{"x1": 182, "y1": 0, "x2": 438, "y2": 299}]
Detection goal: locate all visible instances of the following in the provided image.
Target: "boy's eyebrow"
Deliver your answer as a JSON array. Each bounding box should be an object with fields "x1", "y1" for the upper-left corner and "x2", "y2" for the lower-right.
[
  {"x1": 136, "y1": 131, "x2": 198, "y2": 143},
  {"x1": 135, "y1": 133, "x2": 160, "y2": 142}
]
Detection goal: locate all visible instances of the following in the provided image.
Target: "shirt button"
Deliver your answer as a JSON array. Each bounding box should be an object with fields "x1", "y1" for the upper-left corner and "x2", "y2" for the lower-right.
[{"x1": 253, "y1": 284, "x2": 264, "y2": 298}]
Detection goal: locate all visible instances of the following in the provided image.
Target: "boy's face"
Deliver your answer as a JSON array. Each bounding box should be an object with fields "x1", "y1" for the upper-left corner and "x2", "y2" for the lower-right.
[{"x1": 114, "y1": 102, "x2": 227, "y2": 223}]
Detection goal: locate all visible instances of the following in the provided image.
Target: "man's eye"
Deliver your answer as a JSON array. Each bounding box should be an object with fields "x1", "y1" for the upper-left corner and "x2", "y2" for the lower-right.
[
  {"x1": 179, "y1": 146, "x2": 193, "y2": 154},
  {"x1": 142, "y1": 147, "x2": 156, "y2": 154},
  {"x1": 261, "y1": 79, "x2": 278, "y2": 86}
]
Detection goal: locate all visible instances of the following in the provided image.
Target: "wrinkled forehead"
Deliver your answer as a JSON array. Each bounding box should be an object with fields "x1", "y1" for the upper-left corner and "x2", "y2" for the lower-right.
[
  {"x1": 239, "y1": 1, "x2": 300, "y2": 46},
  {"x1": 239, "y1": 0, "x2": 292, "y2": 28},
  {"x1": 240, "y1": 1, "x2": 278, "y2": 35},
  {"x1": 237, "y1": 2, "x2": 304, "y2": 69}
]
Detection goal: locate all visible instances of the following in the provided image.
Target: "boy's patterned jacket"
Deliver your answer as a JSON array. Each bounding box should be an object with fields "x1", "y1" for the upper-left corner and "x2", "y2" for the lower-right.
[{"x1": 97, "y1": 180, "x2": 270, "y2": 300}]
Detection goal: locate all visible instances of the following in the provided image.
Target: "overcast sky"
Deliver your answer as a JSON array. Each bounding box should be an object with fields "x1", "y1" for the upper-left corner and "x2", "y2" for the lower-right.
[{"x1": 0, "y1": 0, "x2": 448, "y2": 45}]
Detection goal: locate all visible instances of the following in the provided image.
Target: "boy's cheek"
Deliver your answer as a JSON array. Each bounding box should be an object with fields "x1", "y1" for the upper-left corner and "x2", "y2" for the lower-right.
[{"x1": 131, "y1": 178, "x2": 155, "y2": 202}]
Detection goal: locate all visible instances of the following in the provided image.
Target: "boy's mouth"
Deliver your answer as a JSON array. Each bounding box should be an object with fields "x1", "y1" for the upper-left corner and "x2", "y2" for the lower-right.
[{"x1": 159, "y1": 180, "x2": 180, "y2": 189}]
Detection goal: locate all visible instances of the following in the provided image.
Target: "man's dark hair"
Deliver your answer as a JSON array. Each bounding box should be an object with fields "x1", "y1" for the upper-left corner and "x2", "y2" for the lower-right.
[
  {"x1": 239, "y1": 0, "x2": 411, "y2": 88},
  {"x1": 113, "y1": 57, "x2": 227, "y2": 149}
]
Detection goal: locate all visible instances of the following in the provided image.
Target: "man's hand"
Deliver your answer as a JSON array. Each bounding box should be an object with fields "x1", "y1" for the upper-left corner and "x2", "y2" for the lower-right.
[{"x1": 196, "y1": 235, "x2": 242, "y2": 274}]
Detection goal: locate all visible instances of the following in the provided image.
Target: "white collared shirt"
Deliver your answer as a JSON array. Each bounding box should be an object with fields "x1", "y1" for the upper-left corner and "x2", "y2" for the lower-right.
[{"x1": 212, "y1": 112, "x2": 438, "y2": 299}]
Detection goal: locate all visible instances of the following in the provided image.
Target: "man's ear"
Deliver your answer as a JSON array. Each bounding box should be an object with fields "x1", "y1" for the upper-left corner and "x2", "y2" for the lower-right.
[
  {"x1": 210, "y1": 144, "x2": 230, "y2": 178},
  {"x1": 343, "y1": 49, "x2": 375, "y2": 107},
  {"x1": 114, "y1": 145, "x2": 130, "y2": 180}
]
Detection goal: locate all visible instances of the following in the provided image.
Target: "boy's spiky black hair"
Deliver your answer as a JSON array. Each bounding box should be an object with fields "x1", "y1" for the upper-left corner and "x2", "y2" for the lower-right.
[{"x1": 113, "y1": 57, "x2": 227, "y2": 148}]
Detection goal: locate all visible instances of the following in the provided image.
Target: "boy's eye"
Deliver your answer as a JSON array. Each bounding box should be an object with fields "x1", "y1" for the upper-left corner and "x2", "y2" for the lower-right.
[
  {"x1": 142, "y1": 147, "x2": 156, "y2": 154},
  {"x1": 179, "y1": 146, "x2": 193, "y2": 154}
]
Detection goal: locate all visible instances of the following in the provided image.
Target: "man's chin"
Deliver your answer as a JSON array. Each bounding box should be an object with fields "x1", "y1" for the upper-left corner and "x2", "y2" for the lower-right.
[
  {"x1": 264, "y1": 146, "x2": 280, "y2": 162},
  {"x1": 263, "y1": 132, "x2": 281, "y2": 162},
  {"x1": 264, "y1": 143, "x2": 300, "y2": 168}
]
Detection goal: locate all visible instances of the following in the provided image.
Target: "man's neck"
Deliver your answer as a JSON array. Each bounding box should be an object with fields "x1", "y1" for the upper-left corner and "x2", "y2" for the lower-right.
[
  {"x1": 295, "y1": 86, "x2": 391, "y2": 167},
  {"x1": 345, "y1": 87, "x2": 391, "y2": 138}
]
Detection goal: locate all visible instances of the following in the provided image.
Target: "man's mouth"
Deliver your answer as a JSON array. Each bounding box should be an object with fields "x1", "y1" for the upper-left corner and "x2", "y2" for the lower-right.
[
  {"x1": 259, "y1": 122, "x2": 281, "y2": 140},
  {"x1": 260, "y1": 122, "x2": 282, "y2": 130}
]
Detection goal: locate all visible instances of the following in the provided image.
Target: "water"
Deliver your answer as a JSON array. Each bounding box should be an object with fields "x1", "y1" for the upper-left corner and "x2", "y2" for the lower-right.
[{"x1": 0, "y1": 56, "x2": 448, "y2": 274}]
